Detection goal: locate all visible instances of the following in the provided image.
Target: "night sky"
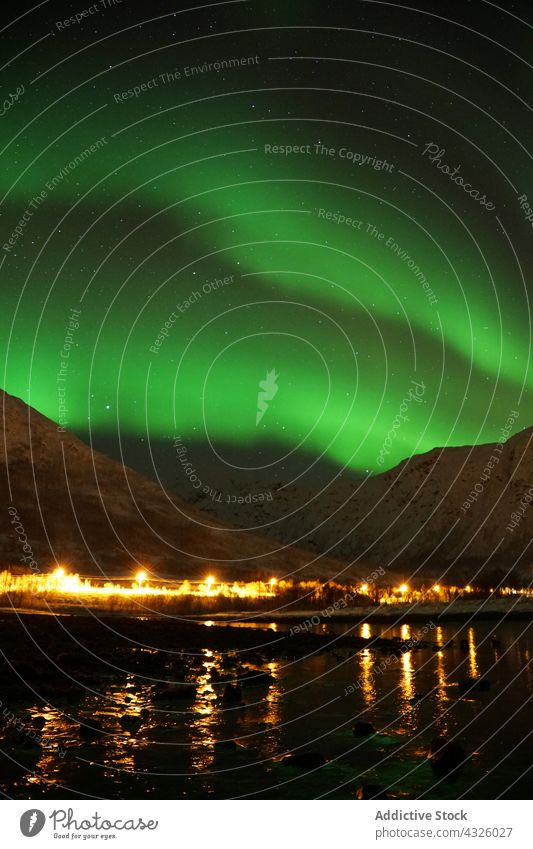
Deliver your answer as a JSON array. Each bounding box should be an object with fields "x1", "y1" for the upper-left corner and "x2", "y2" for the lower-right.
[{"x1": 1, "y1": 0, "x2": 531, "y2": 484}]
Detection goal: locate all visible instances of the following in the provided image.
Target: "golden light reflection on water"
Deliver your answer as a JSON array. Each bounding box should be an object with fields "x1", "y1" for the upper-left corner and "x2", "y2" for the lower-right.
[
  {"x1": 434, "y1": 648, "x2": 449, "y2": 736},
  {"x1": 3, "y1": 619, "x2": 531, "y2": 799},
  {"x1": 360, "y1": 622, "x2": 371, "y2": 640},
  {"x1": 189, "y1": 652, "x2": 220, "y2": 770},
  {"x1": 400, "y1": 651, "x2": 415, "y2": 701},
  {"x1": 400, "y1": 623, "x2": 411, "y2": 641},
  {"x1": 468, "y1": 627, "x2": 479, "y2": 678},
  {"x1": 26, "y1": 752, "x2": 63, "y2": 787},
  {"x1": 195, "y1": 650, "x2": 218, "y2": 713},
  {"x1": 263, "y1": 660, "x2": 282, "y2": 728},
  {"x1": 357, "y1": 649, "x2": 376, "y2": 706}
]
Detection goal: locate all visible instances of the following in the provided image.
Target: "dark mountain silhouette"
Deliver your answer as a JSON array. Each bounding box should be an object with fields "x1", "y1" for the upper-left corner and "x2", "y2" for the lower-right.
[
  {"x1": 165, "y1": 428, "x2": 533, "y2": 586},
  {"x1": 0, "y1": 389, "x2": 348, "y2": 581}
]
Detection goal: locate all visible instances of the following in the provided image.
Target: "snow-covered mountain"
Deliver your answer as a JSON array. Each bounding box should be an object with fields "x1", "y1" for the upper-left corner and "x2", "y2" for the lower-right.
[
  {"x1": 184, "y1": 428, "x2": 533, "y2": 585},
  {"x1": 0, "y1": 389, "x2": 347, "y2": 581},
  {"x1": 3, "y1": 386, "x2": 531, "y2": 586}
]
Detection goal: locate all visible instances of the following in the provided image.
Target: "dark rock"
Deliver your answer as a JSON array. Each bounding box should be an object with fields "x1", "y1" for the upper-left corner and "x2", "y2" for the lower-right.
[
  {"x1": 353, "y1": 722, "x2": 375, "y2": 736},
  {"x1": 153, "y1": 683, "x2": 196, "y2": 702},
  {"x1": 222, "y1": 683, "x2": 242, "y2": 702},
  {"x1": 239, "y1": 669, "x2": 274, "y2": 687},
  {"x1": 15, "y1": 731, "x2": 41, "y2": 749},
  {"x1": 282, "y1": 752, "x2": 326, "y2": 769},
  {"x1": 119, "y1": 714, "x2": 142, "y2": 733},
  {"x1": 428, "y1": 736, "x2": 468, "y2": 775},
  {"x1": 78, "y1": 719, "x2": 105, "y2": 742},
  {"x1": 458, "y1": 677, "x2": 490, "y2": 692}
]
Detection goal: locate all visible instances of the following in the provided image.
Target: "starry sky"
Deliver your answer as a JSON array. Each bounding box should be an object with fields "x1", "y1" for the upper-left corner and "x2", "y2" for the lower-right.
[{"x1": 1, "y1": 0, "x2": 531, "y2": 484}]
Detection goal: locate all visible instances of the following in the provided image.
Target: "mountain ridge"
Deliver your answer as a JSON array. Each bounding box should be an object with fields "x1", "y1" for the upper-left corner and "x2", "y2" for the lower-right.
[{"x1": 0, "y1": 389, "x2": 350, "y2": 581}]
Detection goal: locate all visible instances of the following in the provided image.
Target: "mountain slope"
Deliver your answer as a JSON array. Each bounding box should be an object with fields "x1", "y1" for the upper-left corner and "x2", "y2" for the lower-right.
[
  {"x1": 183, "y1": 428, "x2": 533, "y2": 584},
  {"x1": 0, "y1": 389, "x2": 348, "y2": 581}
]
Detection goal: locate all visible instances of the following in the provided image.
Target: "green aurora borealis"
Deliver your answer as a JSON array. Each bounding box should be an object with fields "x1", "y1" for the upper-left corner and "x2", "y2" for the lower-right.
[{"x1": 1, "y1": 1, "x2": 532, "y2": 478}]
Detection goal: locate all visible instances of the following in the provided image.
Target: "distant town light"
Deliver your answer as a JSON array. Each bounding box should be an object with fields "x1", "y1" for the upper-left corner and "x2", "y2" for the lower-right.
[
  {"x1": 360, "y1": 583, "x2": 369, "y2": 593},
  {"x1": 432, "y1": 584, "x2": 441, "y2": 593},
  {"x1": 399, "y1": 583, "x2": 409, "y2": 594},
  {"x1": 54, "y1": 567, "x2": 66, "y2": 578},
  {"x1": 136, "y1": 570, "x2": 147, "y2": 586}
]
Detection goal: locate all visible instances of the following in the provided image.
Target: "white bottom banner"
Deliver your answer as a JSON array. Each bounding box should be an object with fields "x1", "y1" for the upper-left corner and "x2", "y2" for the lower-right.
[{"x1": 2, "y1": 800, "x2": 528, "y2": 848}]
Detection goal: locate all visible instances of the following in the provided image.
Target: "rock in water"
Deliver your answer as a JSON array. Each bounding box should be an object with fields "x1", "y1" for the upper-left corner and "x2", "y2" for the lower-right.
[
  {"x1": 458, "y1": 677, "x2": 491, "y2": 692},
  {"x1": 428, "y1": 736, "x2": 467, "y2": 775},
  {"x1": 78, "y1": 719, "x2": 105, "y2": 742},
  {"x1": 222, "y1": 683, "x2": 242, "y2": 702},
  {"x1": 282, "y1": 752, "x2": 326, "y2": 769},
  {"x1": 153, "y1": 683, "x2": 197, "y2": 702},
  {"x1": 353, "y1": 721, "x2": 375, "y2": 736}
]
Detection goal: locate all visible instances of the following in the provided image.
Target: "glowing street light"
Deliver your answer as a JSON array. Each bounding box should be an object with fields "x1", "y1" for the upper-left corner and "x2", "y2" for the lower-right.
[
  {"x1": 399, "y1": 583, "x2": 409, "y2": 594},
  {"x1": 136, "y1": 570, "x2": 147, "y2": 587},
  {"x1": 54, "y1": 567, "x2": 66, "y2": 578},
  {"x1": 205, "y1": 575, "x2": 215, "y2": 594},
  {"x1": 432, "y1": 584, "x2": 441, "y2": 593}
]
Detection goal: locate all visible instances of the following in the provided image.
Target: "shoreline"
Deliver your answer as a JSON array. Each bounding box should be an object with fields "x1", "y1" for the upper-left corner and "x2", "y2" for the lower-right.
[
  {"x1": 1, "y1": 597, "x2": 532, "y2": 624},
  {"x1": 187, "y1": 597, "x2": 533, "y2": 624}
]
